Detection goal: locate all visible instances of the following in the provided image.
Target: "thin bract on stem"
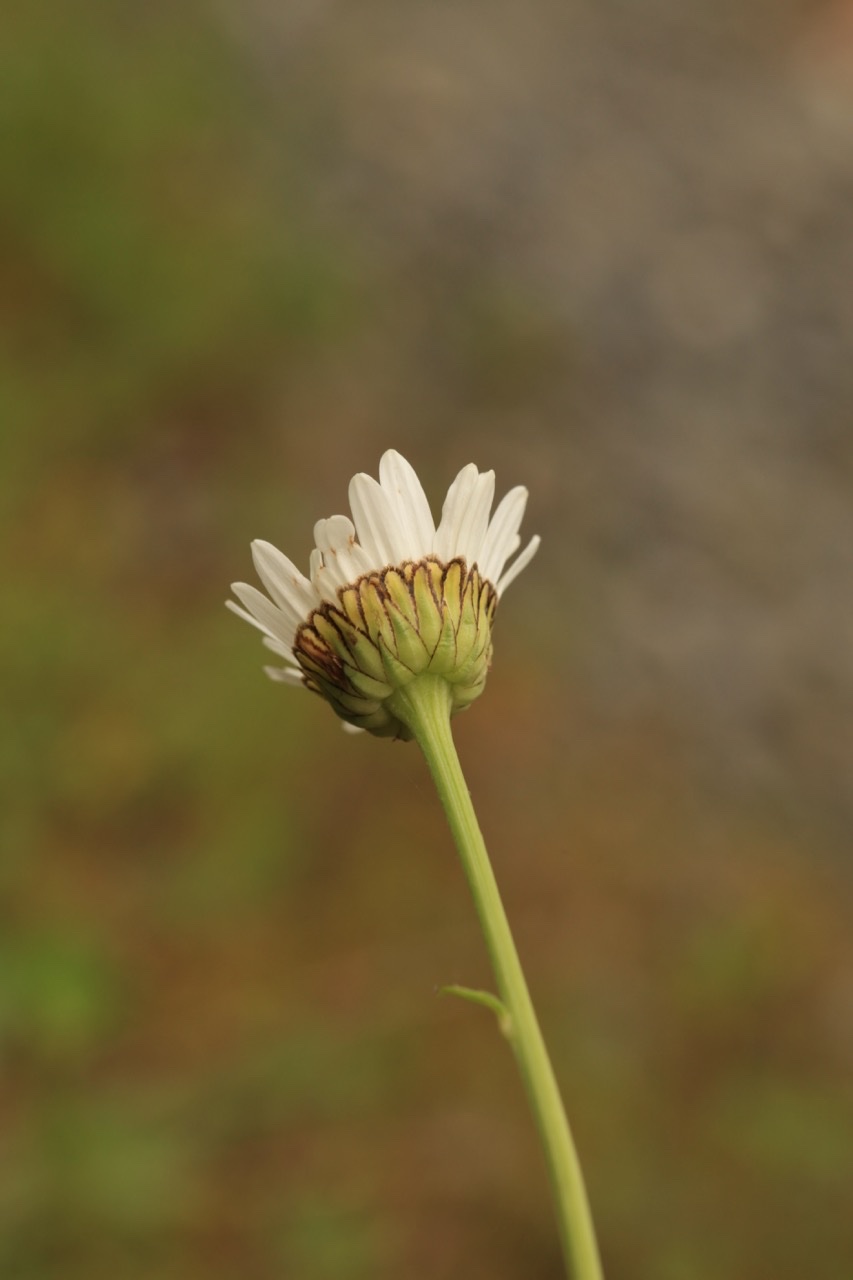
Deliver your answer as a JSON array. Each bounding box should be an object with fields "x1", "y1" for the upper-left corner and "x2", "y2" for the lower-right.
[{"x1": 387, "y1": 674, "x2": 604, "y2": 1280}]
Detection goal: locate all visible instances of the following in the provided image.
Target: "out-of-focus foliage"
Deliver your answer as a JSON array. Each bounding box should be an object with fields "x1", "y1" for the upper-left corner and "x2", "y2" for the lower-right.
[{"x1": 2, "y1": 1, "x2": 852, "y2": 1278}]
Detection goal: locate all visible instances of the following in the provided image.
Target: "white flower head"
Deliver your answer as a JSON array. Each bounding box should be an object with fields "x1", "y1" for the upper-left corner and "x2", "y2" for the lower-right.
[{"x1": 227, "y1": 450, "x2": 540, "y2": 738}]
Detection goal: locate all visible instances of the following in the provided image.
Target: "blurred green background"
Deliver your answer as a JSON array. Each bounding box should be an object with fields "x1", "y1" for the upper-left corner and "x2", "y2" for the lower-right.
[{"x1": 2, "y1": 1, "x2": 853, "y2": 1277}]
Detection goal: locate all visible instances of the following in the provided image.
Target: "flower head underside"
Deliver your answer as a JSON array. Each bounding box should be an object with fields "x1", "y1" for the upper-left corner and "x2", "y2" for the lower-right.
[{"x1": 227, "y1": 450, "x2": 540, "y2": 738}]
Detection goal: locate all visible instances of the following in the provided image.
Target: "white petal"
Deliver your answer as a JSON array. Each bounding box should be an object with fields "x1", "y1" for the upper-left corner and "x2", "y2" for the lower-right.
[
  {"x1": 343, "y1": 538, "x2": 375, "y2": 579},
  {"x1": 251, "y1": 541, "x2": 318, "y2": 614},
  {"x1": 433, "y1": 463, "x2": 479, "y2": 561},
  {"x1": 348, "y1": 473, "x2": 399, "y2": 567},
  {"x1": 496, "y1": 534, "x2": 541, "y2": 596},
  {"x1": 229, "y1": 583, "x2": 296, "y2": 648},
  {"x1": 251, "y1": 541, "x2": 316, "y2": 632},
  {"x1": 341, "y1": 720, "x2": 365, "y2": 735},
  {"x1": 262, "y1": 635, "x2": 299, "y2": 665},
  {"x1": 314, "y1": 514, "x2": 355, "y2": 552},
  {"x1": 456, "y1": 470, "x2": 495, "y2": 566},
  {"x1": 314, "y1": 515, "x2": 373, "y2": 589},
  {"x1": 480, "y1": 486, "x2": 528, "y2": 583},
  {"x1": 263, "y1": 665, "x2": 305, "y2": 685},
  {"x1": 378, "y1": 450, "x2": 436, "y2": 560},
  {"x1": 226, "y1": 597, "x2": 274, "y2": 638},
  {"x1": 314, "y1": 563, "x2": 343, "y2": 602}
]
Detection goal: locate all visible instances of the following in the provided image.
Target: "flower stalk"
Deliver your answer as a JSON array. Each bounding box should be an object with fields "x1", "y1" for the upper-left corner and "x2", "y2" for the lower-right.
[{"x1": 387, "y1": 674, "x2": 604, "y2": 1280}]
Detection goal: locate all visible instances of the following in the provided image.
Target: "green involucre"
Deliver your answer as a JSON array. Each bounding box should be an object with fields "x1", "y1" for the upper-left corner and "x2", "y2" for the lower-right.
[{"x1": 293, "y1": 557, "x2": 497, "y2": 738}]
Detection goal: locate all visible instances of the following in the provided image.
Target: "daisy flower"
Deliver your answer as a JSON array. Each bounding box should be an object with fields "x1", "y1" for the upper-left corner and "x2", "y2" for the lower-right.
[{"x1": 227, "y1": 450, "x2": 540, "y2": 737}]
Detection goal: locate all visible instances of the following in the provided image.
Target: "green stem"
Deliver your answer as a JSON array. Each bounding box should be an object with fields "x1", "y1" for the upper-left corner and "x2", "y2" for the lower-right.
[{"x1": 388, "y1": 675, "x2": 604, "y2": 1280}]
